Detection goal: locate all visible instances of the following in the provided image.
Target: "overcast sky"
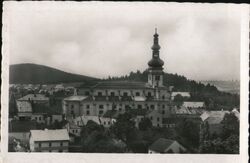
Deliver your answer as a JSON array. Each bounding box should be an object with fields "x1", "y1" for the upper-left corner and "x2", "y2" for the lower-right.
[{"x1": 6, "y1": 2, "x2": 242, "y2": 81}]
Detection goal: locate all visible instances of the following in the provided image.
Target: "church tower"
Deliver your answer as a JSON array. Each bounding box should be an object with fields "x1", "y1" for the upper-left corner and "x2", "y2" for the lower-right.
[{"x1": 148, "y1": 28, "x2": 164, "y2": 88}]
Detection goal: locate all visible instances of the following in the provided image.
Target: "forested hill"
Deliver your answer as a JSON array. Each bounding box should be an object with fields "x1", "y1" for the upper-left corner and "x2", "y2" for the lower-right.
[
  {"x1": 105, "y1": 70, "x2": 240, "y2": 110},
  {"x1": 9, "y1": 63, "x2": 99, "y2": 84}
]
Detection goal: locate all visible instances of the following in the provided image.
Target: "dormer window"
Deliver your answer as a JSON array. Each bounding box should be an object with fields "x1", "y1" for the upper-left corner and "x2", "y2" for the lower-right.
[
  {"x1": 123, "y1": 92, "x2": 128, "y2": 96},
  {"x1": 135, "y1": 92, "x2": 140, "y2": 96},
  {"x1": 110, "y1": 92, "x2": 115, "y2": 96}
]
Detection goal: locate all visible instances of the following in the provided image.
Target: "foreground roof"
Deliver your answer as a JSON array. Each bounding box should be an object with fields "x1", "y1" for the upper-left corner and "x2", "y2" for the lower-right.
[
  {"x1": 149, "y1": 138, "x2": 175, "y2": 153},
  {"x1": 30, "y1": 129, "x2": 70, "y2": 142}
]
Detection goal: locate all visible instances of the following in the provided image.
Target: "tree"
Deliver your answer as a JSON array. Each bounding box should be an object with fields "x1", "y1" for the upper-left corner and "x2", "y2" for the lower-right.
[
  {"x1": 175, "y1": 118, "x2": 200, "y2": 147},
  {"x1": 111, "y1": 112, "x2": 136, "y2": 143},
  {"x1": 138, "y1": 118, "x2": 152, "y2": 131},
  {"x1": 221, "y1": 113, "x2": 239, "y2": 139}
]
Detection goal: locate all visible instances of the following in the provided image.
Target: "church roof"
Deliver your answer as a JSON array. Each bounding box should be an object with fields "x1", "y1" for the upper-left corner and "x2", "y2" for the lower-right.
[{"x1": 92, "y1": 81, "x2": 152, "y2": 89}]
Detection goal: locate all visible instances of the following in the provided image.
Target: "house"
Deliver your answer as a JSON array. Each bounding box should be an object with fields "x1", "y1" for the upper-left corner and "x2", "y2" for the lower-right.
[
  {"x1": 29, "y1": 129, "x2": 70, "y2": 152},
  {"x1": 16, "y1": 101, "x2": 32, "y2": 119},
  {"x1": 147, "y1": 110, "x2": 163, "y2": 127},
  {"x1": 148, "y1": 138, "x2": 186, "y2": 153},
  {"x1": 64, "y1": 121, "x2": 81, "y2": 137},
  {"x1": 200, "y1": 110, "x2": 230, "y2": 135},
  {"x1": 183, "y1": 102, "x2": 205, "y2": 108},
  {"x1": 171, "y1": 92, "x2": 190, "y2": 100},
  {"x1": 17, "y1": 94, "x2": 49, "y2": 106}
]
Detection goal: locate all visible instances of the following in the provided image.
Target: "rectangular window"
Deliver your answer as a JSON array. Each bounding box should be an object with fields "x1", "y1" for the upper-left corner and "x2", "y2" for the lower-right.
[
  {"x1": 110, "y1": 92, "x2": 115, "y2": 96},
  {"x1": 162, "y1": 105, "x2": 165, "y2": 108},
  {"x1": 39, "y1": 143, "x2": 41, "y2": 148},
  {"x1": 71, "y1": 105, "x2": 74, "y2": 109},
  {"x1": 99, "y1": 110, "x2": 103, "y2": 114},
  {"x1": 86, "y1": 105, "x2": 90, "y2": 109},
  {"x1": 86, "y1": 110, "x2": 90, "y2": 115},
  {"x1": 39, "y1": 117, "x2": 42, "y2": 121},
  {"x1": 138, "y1": 105, "x2": 142, "y2": 109},
  {"x1": 98, "y1": 92, "x2": 102, "y2": 96},
  {"x1": 123, "y1": 92, "x2": 128, "y2": 96},
  {"x1": 150, "y1": 105, "x2": 155, "y2": 109},
  {"x1": 99, "y1": 105, "x2": 104, "y2": 109},
  {"x1": 157, "y1": 117, "x2": 160, "y2": 121},
  {"x1": 155, "y1": 76, "x2": 160, "y2": 81},
  {"x1": 49, "y1": 142, "x2": 51, "y2": 147},
  {"x1": 85, "y1": 91, "x2": 89, "y2": 95},
  {"x1": 135, "y1": 92, "x2": 140, "y2": 96}
]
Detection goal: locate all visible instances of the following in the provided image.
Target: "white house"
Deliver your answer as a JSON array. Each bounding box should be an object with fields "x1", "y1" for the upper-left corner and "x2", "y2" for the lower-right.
[
  {"x1": 29, "y1": 129, "x2": 70, "y2": 152},
  {"x1": 16, "y1": 101, "x2": 32, "y2": 119}
]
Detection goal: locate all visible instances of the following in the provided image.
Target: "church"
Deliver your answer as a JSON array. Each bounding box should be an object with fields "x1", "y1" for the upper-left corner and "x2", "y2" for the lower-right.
[{"x1": 63, "y1": 30, "x2": 173, "y2": 126}]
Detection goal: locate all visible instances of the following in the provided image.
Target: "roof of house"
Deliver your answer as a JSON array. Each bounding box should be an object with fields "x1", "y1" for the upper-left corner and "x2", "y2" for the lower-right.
[
  {"x1": 18, "y1": 94, "x2": 49, "y2": 101},
  {"x1": 9, "y1": 120, "x2": 37, "y2": 132},
  {"x1": 171, "y1": 92, "x2": 191, "y2": 97},
  {"x1": 149, "y1": 138, "x2": 175, "y2": 153},
  {"x1": 200, "y1": 110, "x2": 230, "y2": 124},
  {"x1": 30, "y1": 129, "x2": 70, "y2": 142},
  {"x1": 16, "y1": 101, "x2": 32, "y2": 113},
  {"x1": 183, "y1": 102, "x2": 204, "y2": 108},
  {"x1": 64, "y1": 95, "x2": 88, "y2": 101}
]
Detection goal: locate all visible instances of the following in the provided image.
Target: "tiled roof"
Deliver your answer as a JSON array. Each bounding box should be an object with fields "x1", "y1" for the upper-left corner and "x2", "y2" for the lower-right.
[
  {"x1": 149, "y1": 138, "x2": 174, "y2": 153},
  {"x1": 16, "y1": 101, "x2": 32, "y2": 113},
  {"x1": 18, "y1": 94, "x2": 49, "y2": 101},
  {"x1": 64, "y1": 95, "x2": 88, "y2": 101},
  {"x1": 200, "y1": 110, "x2": 230, "y2": 124},
  {"x1": 30, "y1": 129, "x2": 70, "y2": 142}
]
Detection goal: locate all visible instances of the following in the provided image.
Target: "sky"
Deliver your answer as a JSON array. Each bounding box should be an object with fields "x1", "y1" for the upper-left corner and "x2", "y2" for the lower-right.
[{"x1": 6, "y1": 2, "x2": 242, "y2": 81}]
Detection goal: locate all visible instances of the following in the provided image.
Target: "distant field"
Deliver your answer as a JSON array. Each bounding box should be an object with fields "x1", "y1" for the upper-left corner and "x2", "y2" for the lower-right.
[{"x1": 200, "y1": 80, "x2": 240, "y2": 94}]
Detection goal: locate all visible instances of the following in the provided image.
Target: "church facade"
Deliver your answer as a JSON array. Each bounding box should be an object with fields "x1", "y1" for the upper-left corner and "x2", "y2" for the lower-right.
[{"x1": 63, "y1": 30, "x2": 173, "y2": 125}]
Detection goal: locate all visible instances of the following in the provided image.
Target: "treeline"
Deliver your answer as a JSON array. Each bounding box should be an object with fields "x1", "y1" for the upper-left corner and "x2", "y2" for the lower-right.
[{"x1": 105, "y1": 70, "x2": 240, "y2": 110}]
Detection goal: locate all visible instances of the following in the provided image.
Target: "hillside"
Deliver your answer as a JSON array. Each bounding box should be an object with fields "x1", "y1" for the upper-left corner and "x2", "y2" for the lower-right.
[{"x1": 9, "y1": 63, "x2": 99, "y2": 84}]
